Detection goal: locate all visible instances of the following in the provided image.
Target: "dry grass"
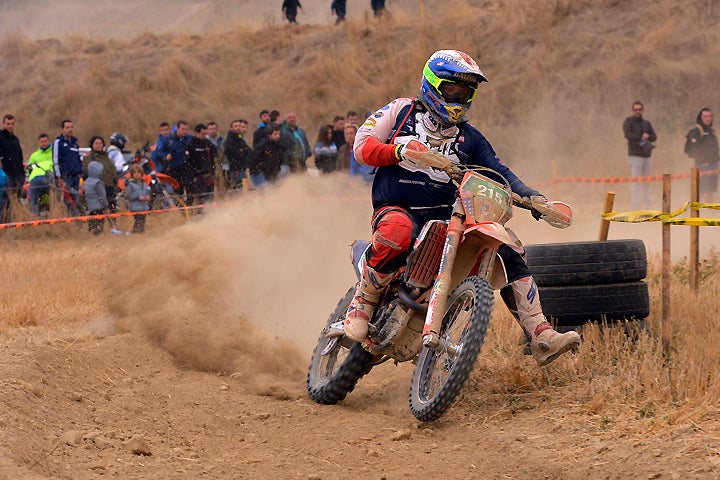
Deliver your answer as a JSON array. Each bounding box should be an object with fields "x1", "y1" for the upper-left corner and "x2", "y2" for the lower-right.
[
  {"x1": 463, "y1": 253, "x2": 720, "y2": 432},
  {"x1": 1, "y1": 0, "x2": 719, "y2": 187}
]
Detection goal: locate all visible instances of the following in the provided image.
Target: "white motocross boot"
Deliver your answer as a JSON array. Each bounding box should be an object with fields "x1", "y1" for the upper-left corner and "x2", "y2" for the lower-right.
[
  {"x1": 504, "y1": 277, "x2": 581, "y2": 366},
  {"x1": 343, "y1": 264, "x2": 394, "y2": 343}
]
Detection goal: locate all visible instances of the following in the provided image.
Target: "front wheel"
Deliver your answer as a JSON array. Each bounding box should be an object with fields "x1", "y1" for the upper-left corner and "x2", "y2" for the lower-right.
[
  {"x1": 409, "y1": 276, "x2": 493, "y2": 421},
  {"x1": 307, "y1": 287, "x2": 374, "y2": 405}
]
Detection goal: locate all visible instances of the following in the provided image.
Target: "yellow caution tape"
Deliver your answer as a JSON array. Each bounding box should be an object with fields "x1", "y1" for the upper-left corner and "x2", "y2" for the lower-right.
[{"x1": 601, "y1": 202, "x2": 720, "y2": 225}]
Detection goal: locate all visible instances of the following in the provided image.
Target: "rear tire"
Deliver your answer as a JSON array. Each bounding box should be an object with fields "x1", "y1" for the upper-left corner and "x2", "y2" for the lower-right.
[
  {"x1": 409, "y1": 276, "x2": 492, "y2": 422},
  {"x1": 307, "y1": 287, "x2": 373, "y2": 405}
]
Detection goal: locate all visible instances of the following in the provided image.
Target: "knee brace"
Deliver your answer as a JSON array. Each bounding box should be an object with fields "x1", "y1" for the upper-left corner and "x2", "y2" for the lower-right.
[{"x1": 367, "y1": 207, "x2": 416, "y2": 273}]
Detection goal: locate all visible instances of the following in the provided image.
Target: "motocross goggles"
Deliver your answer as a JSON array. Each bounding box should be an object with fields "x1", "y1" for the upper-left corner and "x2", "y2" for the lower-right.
[{"x1": 423, "y1": 65, "x2": 478, "y2": 104}]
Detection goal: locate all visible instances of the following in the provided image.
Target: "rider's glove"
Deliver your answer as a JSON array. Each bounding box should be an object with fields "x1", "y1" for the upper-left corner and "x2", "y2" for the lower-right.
[
  {"x1": 396, "y1": 139, "x2": 453, "y2": 173},
  {"x1": 528, "y1": 194, "x2": 549, "y2": 221},
  {"x1": 395, "y1": 139, "x2": 430, "y2": 167}
]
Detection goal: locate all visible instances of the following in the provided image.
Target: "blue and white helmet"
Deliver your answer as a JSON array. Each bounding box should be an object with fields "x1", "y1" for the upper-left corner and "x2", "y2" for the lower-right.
[{"x1": 419, "y1": 50, "x2": 487, "y2": 125}]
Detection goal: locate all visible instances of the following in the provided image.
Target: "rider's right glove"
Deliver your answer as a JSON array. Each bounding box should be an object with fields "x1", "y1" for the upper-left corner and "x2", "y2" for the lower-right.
[
  {"x1": 395, "y1": 139, "x2": 430, "y2": 167},
  {"x1": 396, "y1": 139, "x2": 453, "y2": 173}
]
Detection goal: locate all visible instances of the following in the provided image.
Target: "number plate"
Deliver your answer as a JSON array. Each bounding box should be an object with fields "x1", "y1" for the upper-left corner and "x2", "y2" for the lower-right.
[{"x1": 459, "y1": 173, "x2": 512, "y2": 224}]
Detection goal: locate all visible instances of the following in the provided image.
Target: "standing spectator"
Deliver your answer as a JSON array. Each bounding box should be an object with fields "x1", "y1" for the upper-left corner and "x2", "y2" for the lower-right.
[
  {"x1": 623, "y1": 101, "x2": 657, "y2": 210},
  {"x1": 0, "y1": 160, "x2": 7, "y2": 218},
  {"x1": 336, "y1": 124, "x2": 354, "y2": 172},
  {"x1": 346, "y1": 110, "x2": 359, "y2": 126},
  {"x1": 685, "y1": 107, "x2": 719, "y2": 203},
  {"x1": 281, "y1": 112, "x2": 312, "y2": 172},
  {"x1": 338, "y1": 123, "x2": 373, "y2": 183},
  {"x1": 0, "y1": 114, "x2": 24, "y2": 199},
  {"x1": 331, "y1": 0, "x2": 346, "y2": 24},
  {"x1": 83, "y1": 136, "x2": 122, "y2": 234},
  {"x1": 206, "y1": 121, "x2": 225, "y2": 189},
  {"x1": 282, "y1": 0, "x2": 304, "y2": 24},
  {"x1": 125, "y1": 163, "x2": 151, "y2": 234},
  {"x1": 151, "y1": 121, "x2": 171, "y2": 172},
  {"x1": 26, "y1": 133, "x2": 54, "y2": 215},
  {"x1": 155, "y1": 120, "x2": 193, "y2": 197},
  {"x1": 186, "y1": 123, "x2": 217, "y2": 205},
  {"x1": 107, "y1": 132, "x2": 130, "y2": 173},
  {"x1": 206, "y1": 121, "x2": 223, "y2": 151},
  {"x1": 53, "y1": 119, "x2": 83, "y2": 215},
  {"x1": 248, "y1": 124, "x2": 288, "y2": 185},
  {"x1": 371, "y1": 0, "x2": 385, "y2": 16},
  {"x1": 313, "y1": 124, "x2": 338, "y2": 174},
  {"x1": 331, "y1": 115, "x2": 346, "y2": 149},
  {"x1": 224, "y1": 119, "x2": 251, "y2": 189},
  {"x1": 84, "y1": 161, "x2": 108, "y2": 235},
  {"x1": 253, "y1": 110, "x2": 271, "y2": 147}
]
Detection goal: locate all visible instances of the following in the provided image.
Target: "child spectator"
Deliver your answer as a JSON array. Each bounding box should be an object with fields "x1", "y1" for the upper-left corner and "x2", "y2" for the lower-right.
[
  {"x1": 125, "y1": 163, "x2": 151, "y2": 234},
  {"x1": 84, "y1": 161, "x2": 108, "y2": 235}
]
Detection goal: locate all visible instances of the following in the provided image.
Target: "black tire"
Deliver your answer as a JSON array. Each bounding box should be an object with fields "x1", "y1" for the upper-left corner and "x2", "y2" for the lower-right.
[
  {"x1": 409, "y1": 276, "x2": 493, "y2": 422},
  {"x1": 539, "y1": 281, "x2": 650, "y2": 327},
  {"x1": 307, "y1": 287, "x2": 374, "y2": 405},
  {"x1": 525, "y1": 239, "x2": 647, "y2": 286}
]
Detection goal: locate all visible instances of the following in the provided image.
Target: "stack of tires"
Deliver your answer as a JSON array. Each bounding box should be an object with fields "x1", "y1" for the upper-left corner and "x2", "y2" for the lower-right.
[{"x1": 524, "y1": 239, "x2": 650, "y2": 332}]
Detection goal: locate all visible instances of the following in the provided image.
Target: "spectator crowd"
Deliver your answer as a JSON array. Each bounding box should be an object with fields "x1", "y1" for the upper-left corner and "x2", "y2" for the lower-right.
[{"x1": 0, "y1": 109, "x2": 373, "y2": 233}]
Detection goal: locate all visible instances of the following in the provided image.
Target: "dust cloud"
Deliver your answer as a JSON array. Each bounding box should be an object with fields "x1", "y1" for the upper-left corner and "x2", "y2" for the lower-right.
[{"x1": 108, "y1": 174, "x2": 372, "y2": 394}]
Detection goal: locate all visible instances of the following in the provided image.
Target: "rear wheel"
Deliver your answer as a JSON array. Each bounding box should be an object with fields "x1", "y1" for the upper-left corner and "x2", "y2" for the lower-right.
[
  {"x1": 307, "y1": 287, "x2": 374, "y2": 405},
  {"x1": 409, "y1": 276, "x2": 492, "y2": 422}
]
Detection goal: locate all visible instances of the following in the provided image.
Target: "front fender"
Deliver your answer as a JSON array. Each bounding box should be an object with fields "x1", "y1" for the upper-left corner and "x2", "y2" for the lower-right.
[{"x1": 450, "y1": 222, "x2": 523, "y2": 291}]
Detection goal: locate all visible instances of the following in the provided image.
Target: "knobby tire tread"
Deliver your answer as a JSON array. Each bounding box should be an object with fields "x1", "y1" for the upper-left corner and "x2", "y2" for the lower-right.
[
  {"x1": 306, "y1": 287, "x2": 373, "y2": 405},
  {"x1": 409, "y1": 277, "x2": 492, "y2": 422}
]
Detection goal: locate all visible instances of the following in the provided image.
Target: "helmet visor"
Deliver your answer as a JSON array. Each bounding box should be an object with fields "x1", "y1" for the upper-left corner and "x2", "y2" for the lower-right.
[
  {"x1": 424, "y1": 65, "x2": 478, "y2": 104},
  {"x1": 439, "y1": 81, "x2": 476, "y2": 104}
]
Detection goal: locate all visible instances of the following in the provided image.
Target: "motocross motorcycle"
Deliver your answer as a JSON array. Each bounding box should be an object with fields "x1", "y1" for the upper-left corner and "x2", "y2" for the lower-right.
[{"x1": 306, "y1": 152, "x2": 572, "y2": 422}]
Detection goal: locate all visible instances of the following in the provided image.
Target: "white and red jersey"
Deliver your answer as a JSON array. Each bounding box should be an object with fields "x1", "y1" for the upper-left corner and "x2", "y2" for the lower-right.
[{"x1": 354, "y1": 98, "x2": 539, "y2": 224}]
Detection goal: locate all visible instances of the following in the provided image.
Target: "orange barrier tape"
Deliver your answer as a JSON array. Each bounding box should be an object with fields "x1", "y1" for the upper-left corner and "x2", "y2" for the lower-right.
[
  {"x1": 0, "y1": 204, "x2": 203, "y2": 230},
  {"x1": 532, "y1": 169, "x2": 719, "y2": 187}
]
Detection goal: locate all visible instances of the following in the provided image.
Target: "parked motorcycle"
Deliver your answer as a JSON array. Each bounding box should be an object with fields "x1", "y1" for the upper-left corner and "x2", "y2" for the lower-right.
[{"x1": 306, "y1": 153, "x2": 571, "y2": 421}]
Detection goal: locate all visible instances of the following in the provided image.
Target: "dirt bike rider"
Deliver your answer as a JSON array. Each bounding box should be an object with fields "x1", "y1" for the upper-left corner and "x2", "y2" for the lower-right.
[
  {"x1": 344, "y1": 50, "x2": 581, "y2": 366},
  {"x1": 108, "y1": 132, "x2": 132, "y2": 173}
]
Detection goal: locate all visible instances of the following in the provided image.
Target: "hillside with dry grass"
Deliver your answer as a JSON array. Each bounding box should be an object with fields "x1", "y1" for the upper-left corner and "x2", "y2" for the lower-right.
[
  {"x1": 1, "y1": 0, "x2": 719, "y2": 187},
  {"x1": 2, "y1": 2, "x2": 720, "y2": 479}
]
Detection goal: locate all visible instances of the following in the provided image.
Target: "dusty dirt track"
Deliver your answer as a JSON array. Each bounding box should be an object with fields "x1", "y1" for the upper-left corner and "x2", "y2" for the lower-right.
[
  {"x1": 2, "y1": 176, "x2": 720, "y2": 479},
  {"x1": 3, "y1": 322, "x2": 720, "y2": 479}
]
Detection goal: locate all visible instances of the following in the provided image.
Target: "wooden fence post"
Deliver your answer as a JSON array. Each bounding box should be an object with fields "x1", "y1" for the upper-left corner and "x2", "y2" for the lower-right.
[
  {"x1": 598, "y1": 191, "x2": 615, "y2": 241},
  {"x1": 662, "y1": 174, "x2": 672, "y2": 358},
  {"x1": 690, "y1": 167, "x2": 699, "y2": 291}
]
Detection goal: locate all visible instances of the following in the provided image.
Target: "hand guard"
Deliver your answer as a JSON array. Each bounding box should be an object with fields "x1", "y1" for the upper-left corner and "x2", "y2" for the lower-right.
[
  {"x1": 397, "y1": 140, "x2": 454, "y2": 174},
  {"x1": 524, "y1": 195, "x2": 573, "y2": 228}
]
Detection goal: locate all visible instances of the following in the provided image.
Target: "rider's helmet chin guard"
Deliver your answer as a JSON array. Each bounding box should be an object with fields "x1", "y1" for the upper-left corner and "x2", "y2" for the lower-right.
[
  {"x1": 109, "y1": 132, "x2": 129, "y2": 150},
  {"x1": 419, "y1": 50, "x2": 487, "y2": 125}
]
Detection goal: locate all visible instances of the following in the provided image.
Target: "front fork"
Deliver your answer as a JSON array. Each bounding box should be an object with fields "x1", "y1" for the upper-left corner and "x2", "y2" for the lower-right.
[{"x1": 422, "y1": 207, "x2": 465, "y2": 348}]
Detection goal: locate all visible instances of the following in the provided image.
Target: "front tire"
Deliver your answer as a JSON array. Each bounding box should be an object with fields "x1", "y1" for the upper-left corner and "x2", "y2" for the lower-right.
[
  {"x1": 307, "y1": 287, "x2": 374, "y2": 405},
  {"x1": 409, "y1": 276, "x2": 493, "y2": 422}
]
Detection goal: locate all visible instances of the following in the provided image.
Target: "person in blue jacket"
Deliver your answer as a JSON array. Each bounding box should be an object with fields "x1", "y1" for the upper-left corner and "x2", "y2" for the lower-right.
[
  {"x1": 52, "y1": 119, "x2": 82, "y2": 215},
  {"x1": 153, "y1": 120, "x2": 193, "y2": 198}
]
